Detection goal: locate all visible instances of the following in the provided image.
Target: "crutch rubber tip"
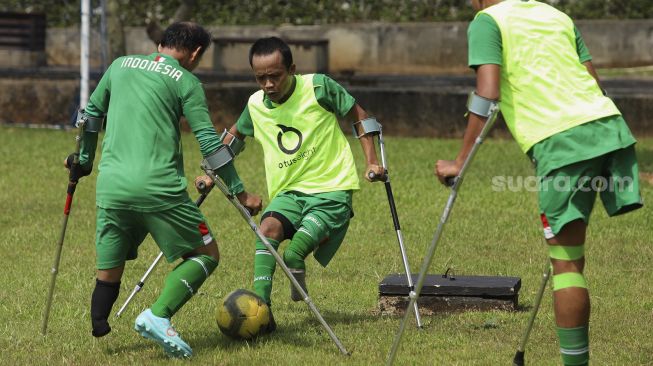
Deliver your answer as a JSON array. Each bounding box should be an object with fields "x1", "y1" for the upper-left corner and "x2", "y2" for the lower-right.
[{"x1": 512, "y1": 350, "x2": 525, "y2": 366}]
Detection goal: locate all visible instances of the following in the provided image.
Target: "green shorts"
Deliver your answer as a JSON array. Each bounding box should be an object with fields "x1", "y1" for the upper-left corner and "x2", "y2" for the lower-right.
[
  {"x1": 95, "y1": 199, "x2": 214, "y2": 269},
  {"x1": 539, "y1": 145, "x2": 643, "y2": 238},
  {"x1": 262, "y1": 190, "x2": 352, "y2": 267}
]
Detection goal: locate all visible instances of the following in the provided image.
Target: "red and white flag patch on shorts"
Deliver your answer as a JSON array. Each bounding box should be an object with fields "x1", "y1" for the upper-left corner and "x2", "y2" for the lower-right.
[
  {"x1": 540, "y1": 213, "x2": 555, "y2": 240},
  {"x1": 198, "y1": 222, "x2": 212, "y2": 244}
]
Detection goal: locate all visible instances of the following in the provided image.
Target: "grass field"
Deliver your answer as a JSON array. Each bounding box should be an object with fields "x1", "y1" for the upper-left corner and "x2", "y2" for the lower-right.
[{"x1": 1, "y1": 126, "x2": 651, "y2": 365}]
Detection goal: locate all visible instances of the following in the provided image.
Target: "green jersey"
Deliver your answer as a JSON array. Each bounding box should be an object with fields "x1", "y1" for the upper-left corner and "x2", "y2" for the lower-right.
[
  {"x1": 81, "y1": 53, "x2": 243, "y2": 211},
  {"x1": 467, "y1": 10, "x2": 635, "y2": 174},
  {"x1": 236, "y1": 74, "x2": 358, "y2": 203}
]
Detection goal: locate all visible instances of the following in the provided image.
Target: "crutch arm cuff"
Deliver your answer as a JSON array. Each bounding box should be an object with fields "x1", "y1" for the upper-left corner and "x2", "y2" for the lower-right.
[
  {"x1": 352, "y1": 117, "x2": 381, "y2": 138},
  {"x1": 220, "y1": 129, "x2": 246, "y2": 156},
  {"x1": 466, "y1": 91, "x2": 499, "y2": 118},
  {"x1": 75, "y1": 109, "x2": 104, "y2": 133}
]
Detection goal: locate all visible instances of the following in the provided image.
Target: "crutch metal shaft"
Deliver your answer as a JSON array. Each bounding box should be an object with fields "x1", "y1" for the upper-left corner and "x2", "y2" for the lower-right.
[
  {"x1": 115, "y1": 190, "x2": 212, "y2": 318},
  {"x1": 513, "y1": 261, "x2": 551, "y2": 366},
  {"x1": 42, "y1": 123, "x2": 85, "y2": 335},
  {"x1": 201, "y1": 164, "x2": 349, "y2": 356},
  {"x1": 370, "y1": 130, "x2": 422, "y2": 328},
  {"x1": 386, "y1": 106, "x2": 500, "y2": 366}
]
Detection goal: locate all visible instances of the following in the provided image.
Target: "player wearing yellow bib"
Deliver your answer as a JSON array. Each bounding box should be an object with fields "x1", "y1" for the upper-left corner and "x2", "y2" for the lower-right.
[
  {"x1": 435, "y1": 1, "x2": 643, "y2": 365},
  {"x1": 220, "y1": 37, "x2": 384, "y2": 331}
]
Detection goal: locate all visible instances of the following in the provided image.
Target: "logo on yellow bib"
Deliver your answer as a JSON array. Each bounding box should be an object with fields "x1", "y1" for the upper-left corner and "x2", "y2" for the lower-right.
[{"x1": 276, "y1": 124, "x2": 303, "y2": 154}]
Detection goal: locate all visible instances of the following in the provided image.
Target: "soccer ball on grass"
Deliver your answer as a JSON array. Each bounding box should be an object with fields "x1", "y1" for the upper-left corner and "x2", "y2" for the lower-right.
[{"x1": 216, "y1": 289, "x2": 271, "y2": 339}]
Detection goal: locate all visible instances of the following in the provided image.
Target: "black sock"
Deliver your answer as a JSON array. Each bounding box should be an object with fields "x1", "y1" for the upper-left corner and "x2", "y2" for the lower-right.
[{"x1": 91, "y1": 279, "x2": 120, "y2": 337}]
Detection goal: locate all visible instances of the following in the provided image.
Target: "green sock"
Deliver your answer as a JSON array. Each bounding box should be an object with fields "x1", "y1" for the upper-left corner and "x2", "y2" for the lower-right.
[
  {"x1": 283, "y1": 231, "x2": 317, "y2": 270},
  {"x1": 253, "y1": 238, "x2": 280, "y2": 305},
  {"x1": 557, "y1": 326, "x2": 589, "y2": 366},
  {"x1": 151, "y1": 254, "x2": 218, "y2": 319}
]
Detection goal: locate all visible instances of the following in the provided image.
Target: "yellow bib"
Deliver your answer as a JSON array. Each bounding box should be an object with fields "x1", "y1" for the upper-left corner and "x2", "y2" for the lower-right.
[
  {"x1": 480, "y1": 0, "x2": 620, "y2": 152},
  {"x1": 248, "y1": 74, "x2": 360, "y2": 199}
]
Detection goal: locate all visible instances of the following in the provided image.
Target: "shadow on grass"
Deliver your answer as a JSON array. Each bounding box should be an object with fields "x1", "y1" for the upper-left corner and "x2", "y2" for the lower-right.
[
  {"x1": 299, "y1": 308, "x2": 381, "y2": 327},
  {"x1": 190, "y1": 319, "x2": 314, "y2": 352}
]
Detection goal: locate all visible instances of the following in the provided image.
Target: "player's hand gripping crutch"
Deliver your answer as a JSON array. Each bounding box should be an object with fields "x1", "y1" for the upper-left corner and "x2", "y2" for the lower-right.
[
  {"x1": 199, "y1": 161, "x2": 350, "y2": 356},
  {"x1": 114, "y1": 187, "x2": 213, "y2": 318},
  {"x1": 366, "y1": 122, "x2": 423, "y2": 329},
  {"x1": 42, "y1": 110, "x2": 100, "y2": 335},
  {"x1": 386, "y1": 95, "x2": 500, "y2": 365},
  {"x1": 512, "y1": 260, "x2": 551, "y2": 366}
]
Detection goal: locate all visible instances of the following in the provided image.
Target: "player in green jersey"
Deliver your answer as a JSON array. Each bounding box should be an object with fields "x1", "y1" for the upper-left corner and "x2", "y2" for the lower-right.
[
  {"x1": 201, "y1": 37, "x2": 385, "y2": 331},
  {"x1": 65, "y1": 22, "x2": 262, "y2": 358},
  {"x1": 435, "y1": 1, "x2": 643, "y2": 365}
]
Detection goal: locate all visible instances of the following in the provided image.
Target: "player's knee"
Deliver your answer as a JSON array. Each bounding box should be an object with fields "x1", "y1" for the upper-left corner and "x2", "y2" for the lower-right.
[
  {"x1": 552, "y1": 271, "x2": 587, "y2": 291},
  {"x1": 260, "y1": 217, "x2": 284, "y2": 241},
  {"x1": 96, "y1": 266, "x2": 125, "y2": 283},
  {"x1": 549, "y1": 244, "x2": 585, "y2": 274},
  {"x1": 547, "y1": 219, "x2": 587, "y2": 245},
  {"x1": 187, "y1": 239, "x2": 220, "y2": 262}
]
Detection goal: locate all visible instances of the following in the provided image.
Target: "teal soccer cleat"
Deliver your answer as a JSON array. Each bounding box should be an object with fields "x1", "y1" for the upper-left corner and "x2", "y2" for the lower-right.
[{"x1": 134, "y1": 309, "x2": 193, "y2": 358}]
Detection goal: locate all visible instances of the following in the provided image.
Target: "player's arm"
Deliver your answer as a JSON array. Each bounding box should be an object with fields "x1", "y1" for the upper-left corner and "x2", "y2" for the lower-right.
[
  {"x1": 314, "y1": 74, "x2": 383, "y2": 182},
  {"x1": 185, "y1": 86, "x2": 262, "y2": 214},
  {"x1": 435, "y1": 64, "x2": 500, "y2": 183},
  {"x1": 435, "y1": 13, "x2": 501, "y2": 185},
  {"x1": 221, "y1": 105, "x2": 253, "y2": 149},
  {"x1": 574, "y1": 25, "x2": 605, "y2": 94},
  {"x1": 63, "y1": 64, "x2": 112, "y2": 177},
  {"x1": 346, "y1": 103, "x2": 384, "y2": 182}
]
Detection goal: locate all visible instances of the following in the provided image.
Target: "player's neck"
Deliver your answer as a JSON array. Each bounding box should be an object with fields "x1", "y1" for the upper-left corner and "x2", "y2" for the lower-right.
[{"x1": 277, "y1": 76, "x2": 297, "y2": 104}]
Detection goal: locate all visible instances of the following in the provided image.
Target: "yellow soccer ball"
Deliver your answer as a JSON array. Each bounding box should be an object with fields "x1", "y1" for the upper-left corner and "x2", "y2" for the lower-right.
[{"x1": 216, "y1": 289, "x2": 271, "y2": 339}]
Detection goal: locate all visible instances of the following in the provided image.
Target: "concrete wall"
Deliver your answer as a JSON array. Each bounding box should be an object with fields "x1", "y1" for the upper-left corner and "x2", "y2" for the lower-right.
[
  {"x1": 37, "y1": 19, "x2": 653, "y2": 74},
  {"x1": 1, "y1": 74, "x2": 651, "y2": 139}
]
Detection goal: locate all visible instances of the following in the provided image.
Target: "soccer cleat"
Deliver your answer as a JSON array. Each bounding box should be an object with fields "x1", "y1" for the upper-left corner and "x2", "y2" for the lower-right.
[
  {"x1": 289, "y1": 269, "x2": 307, "y2": 302},
  {"x1": 134, "y1": 309, "x2": 193, "y2": 358}
]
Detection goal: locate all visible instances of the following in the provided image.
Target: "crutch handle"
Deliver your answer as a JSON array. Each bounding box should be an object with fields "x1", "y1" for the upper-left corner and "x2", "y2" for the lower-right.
[
  {"x1": 444, "y1": 176, "x2": 456, "y2": 187},
  {"x1": 195, "y1": 177, "x2": 212, "y2": 194},
  {"x1": 368, "y1": 170, "x2": 388, "y2": 182}
]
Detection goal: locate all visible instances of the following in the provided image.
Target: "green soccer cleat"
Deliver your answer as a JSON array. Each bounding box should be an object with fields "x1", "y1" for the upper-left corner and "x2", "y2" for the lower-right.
[
  {"x1": 134, "y1": 309, "x2": 193, "y2": 358},
  {"x1": 289, "y1": 269, "x2": 307, "y2": 302}
]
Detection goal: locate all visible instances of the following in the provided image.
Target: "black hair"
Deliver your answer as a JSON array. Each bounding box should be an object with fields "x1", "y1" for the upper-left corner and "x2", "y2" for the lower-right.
[
  {"x1": 160, "y1": 22, "x2": 211, "y2": 56},
  {"x1": 248, "y1": 37, "x2": 293, "y2": 70}
]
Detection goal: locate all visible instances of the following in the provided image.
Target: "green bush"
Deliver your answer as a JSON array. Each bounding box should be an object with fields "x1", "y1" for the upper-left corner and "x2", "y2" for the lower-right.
[{"x1": 2, "y1": 0, "x2": 652, "y2": 27}]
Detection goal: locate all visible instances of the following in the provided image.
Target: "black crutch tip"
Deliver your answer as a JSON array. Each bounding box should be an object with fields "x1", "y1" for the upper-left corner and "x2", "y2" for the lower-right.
[{"x1": 512, "y1": 351, "x2": 525, "y2": 366}]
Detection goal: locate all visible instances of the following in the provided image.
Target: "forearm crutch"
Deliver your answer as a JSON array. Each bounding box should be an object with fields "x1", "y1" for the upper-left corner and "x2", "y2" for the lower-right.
[
  {"x1": 199, "y1": 161, "x2": 350, "y2": 356},
  {"x1": 512, "y1": 261, "x2": 551, "y2": 366},
  {"x1": 367, "y1": 123, "x2": 423, "y2": 328},
  {"x1": 386, "y1": 98, "x2": 500, "y2": 366},
  {"x1": 42, "y1": 110, "x2": 102, "y2": 335},
  {"x1": 115, "y1": 188, "x2": 213, "y2": 318}
]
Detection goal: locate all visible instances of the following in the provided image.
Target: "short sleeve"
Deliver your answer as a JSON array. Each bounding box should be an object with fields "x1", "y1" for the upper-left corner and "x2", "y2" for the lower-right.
[
  {"x1": 468, "y1": 13, "x2": 503, "y2": 69},
  {"x1": 235, "y1": 104, "x2": 255, "y2": 137},
  {"x1": 574, "y1": 25, "x2": 592, "y2": 63},
  {"x1": 313, "y1": 74, "x2": 356, "y2": 118}
]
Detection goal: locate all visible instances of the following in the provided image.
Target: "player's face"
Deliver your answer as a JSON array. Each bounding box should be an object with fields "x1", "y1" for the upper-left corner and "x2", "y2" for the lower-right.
[
  {"x1": 471, "y1": 0, "x2": 482, "y2": 11},
  {"x1": 252, "y1": 50, "x2": 295, "y2": 103}
]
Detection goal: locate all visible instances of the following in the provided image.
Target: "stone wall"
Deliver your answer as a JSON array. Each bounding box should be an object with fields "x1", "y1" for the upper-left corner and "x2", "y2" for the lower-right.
[
  {"x1": 1, "y1": 73, "x2": 651, "y2": 139},
  {"x1": 37, "y1": 20, "x2": 653, "y2": 74}
]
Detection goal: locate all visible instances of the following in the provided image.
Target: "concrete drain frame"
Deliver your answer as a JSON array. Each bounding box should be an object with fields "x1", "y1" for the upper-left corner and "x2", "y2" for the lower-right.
[{"x1": 379, "y1": 273, "x2": 522, "y2": 315}]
